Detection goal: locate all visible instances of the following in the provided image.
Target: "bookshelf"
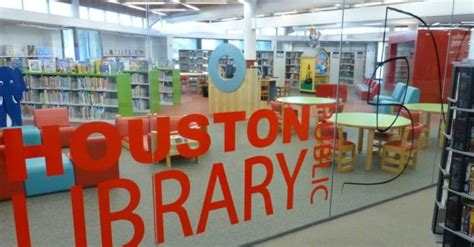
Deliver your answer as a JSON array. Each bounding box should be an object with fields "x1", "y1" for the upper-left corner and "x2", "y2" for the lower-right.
[
  {"x1": 126, "y1": 70, "x2": 161, "y2": 114},
  {"x1": 285, "y1": 51, "x2": 303, "y2": 89},
  {"x1": 339, "y1": 52, "x2": 355, "y2": 84},
  {"x1": 394, "y1": 42, "x2": 414, "y2": 84},
  {"x1": 21, "y1": 72, "x2": 133, "y2": 121},
  {"x1": 178, "y1": 49, "x2": 212, "y2": 73},
  {"x1": 158, "y1": 68, "x2": 181, "y2": 106},
  {"x1": 431, "y1": 62, "x2": 474, "y2": 246},
  {"x1": 256, "y1": 51, "x2": 274, "y2": 76}
]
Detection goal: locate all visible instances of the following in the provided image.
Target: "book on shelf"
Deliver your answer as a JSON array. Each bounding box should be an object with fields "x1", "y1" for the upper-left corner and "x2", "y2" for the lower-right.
[{"x1": 460, "y1": 201, "x2": 474, "y2": 236}]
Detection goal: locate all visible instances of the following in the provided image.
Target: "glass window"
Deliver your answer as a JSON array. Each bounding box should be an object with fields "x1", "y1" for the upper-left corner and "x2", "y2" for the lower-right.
[
  {"x1": 227, "y1": 29, "x2": 243, "y2": 35},
  {"x1": 172, "y1": 38, "x2": 197, "y2": 60},
  {"x1": 256, "y1": 40, "x2": 272, "y2": 51},
  {"x1": 0, "y1": 0, "x2": 22, "y2": 9},
  {"x1": 201, "y1": 39, "x2": 224, "y2": 50},
  {"x1": 277, "y1": 27, "x2": 286, "y2": 36},
  {"x1": 62, "y1": 28, "x2": 75, "y2": 59},
  {"x1": 23, "y1": 0, "x2": 48, "y2": 13},
  {"x1": 105, "y1": 11, "x2": 119, "y2": 24},
  {"x1": 119, "y1": 14, "x2": 132, "y2": 26},
  {"x1": 79, "y1": 6, "x2": 89, "y2": 19},
  {"x1": 89, "y1": 8, "x2": 105, "y2": 22},
  {"x1": 49, "y1": 2, "x2": 72, "y2": 17},
  {"x1": 77, "y1": 29, "x2": 102, "y2": 61},
  {"x1": 132, "y1": 16, "x2": 144, "y2": 28},
  {"x1": 261, "y1": 27, "x2": 276, "y2": 36},
  {"x1": 228, "y1": 39, "x2": 244, "y2": 50}
]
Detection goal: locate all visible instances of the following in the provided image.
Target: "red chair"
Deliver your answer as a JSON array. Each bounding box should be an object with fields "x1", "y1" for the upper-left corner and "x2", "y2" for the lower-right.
[
  {"x1": 115, "y1": 115, "x2": 152, "y2": 150},
  {"x1": 0, "y1": 146, "x2": 24, "y2": 201},
  {"x1": 359, "y1": 82, "x2": 380, "y2": 100},
  {"x1": 317, "y1": 123, "x2": 356, "y2": 172},
  {"x1": 33, "y1": 108, "x2": 75, "y2": 147},
  {"x1": 72, "y1": 137, "x2": 120, "y2": 188},
  {"x1": 315, "y1": 83, "x2": 348, "y2": 102}
]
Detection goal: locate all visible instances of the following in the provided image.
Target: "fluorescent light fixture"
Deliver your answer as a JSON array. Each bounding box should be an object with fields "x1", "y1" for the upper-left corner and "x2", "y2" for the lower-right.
[
  {"x1": 123, "y1": 4, "x2": 147, "y2": 11},
  {"x1": 353, "y1": 1, "x2": 382, "y2": 7},
  {"x1": 220, "y1": 17, "x2": 240, "y2": 21},
  {"x1": 460, "y1": 21, "x2": 474, "y2": 24},
  {"x1": 256, "y1": 14, "x2": 266, "y2": 18},
  {"x1": 312, "y1": 6, "x2": 338, "y2": 12},
  {"x1": 151, "y1": 8, "x2": 188, "y2": 11},
  {"x1": 431, "y1": 22, "x2": 440, "y2": 26},
  {"x1": 274, "y1": 10, "x2": 298, "y2": 16},
  {"x1": 170, "y1": 0, "x2": 181, "y2": 3},
  {"x1": 151, "y1": 11, "x2": 167, "y2": 16},
  {"x1": 125, "y1": 1, "x2": 166, "y2": 5},
  {"x1": 334, "y1": 4, "x2": 341, "y2": 7},
  {"x1": 182, "y1": 3, "x2": 200, "y2": 10},
  {"x1": 238, "y1": 0, "x2": 245, "y2": 3}
]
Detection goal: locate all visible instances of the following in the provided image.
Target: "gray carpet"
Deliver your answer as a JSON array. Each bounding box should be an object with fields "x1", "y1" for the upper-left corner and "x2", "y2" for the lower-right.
[{"x1": 0, "y1": 115, "x2": 442, "y2": 246}]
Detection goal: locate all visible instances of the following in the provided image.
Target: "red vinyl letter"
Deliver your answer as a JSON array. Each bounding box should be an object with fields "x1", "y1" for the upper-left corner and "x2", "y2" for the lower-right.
[
  {"x1": 244, "y1": 156, "x2": 274, "y2": 221},
  {"x1": 276, "y1": 149, "x2": 308, "y2": 210},
  {"x1": 197, "y1": 163, "x2": 238, "y2": 234},
  {"x1": 12, "y1": 193, "x2": 31, "y2": 247},
  {"x1": 4, "y1": 126, "x2": 62, "y2": 182},
  {"x1": 98, "y1": 179, "x2": 144, "y2": 247},
  {"x1": 153, "y1": 170, "x2": 193, "y2": 244},
  {"x1": 71, "y1": 186, "x2": 87, "y2": 247},
  {"x1": 247, "y1": 109, "x2": 278, "y2": 148},
  {"x1": 70, "y1": 122, "x2": 121, "y2": 172},
  {"x1": 282, "y1": 105, "x2": 310, "y2": 144},
  {"x1": 177, "y1": 114, "x2": 211, "y2": 158},
  {"x1": 213, "y1": 111, "x2": 246, "y2": 152}
]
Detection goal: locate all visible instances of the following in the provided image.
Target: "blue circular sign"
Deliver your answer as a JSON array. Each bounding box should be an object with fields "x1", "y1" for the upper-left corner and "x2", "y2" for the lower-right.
[{"x1": 208, "y1": 43, "x2": 246, "y2": 93}]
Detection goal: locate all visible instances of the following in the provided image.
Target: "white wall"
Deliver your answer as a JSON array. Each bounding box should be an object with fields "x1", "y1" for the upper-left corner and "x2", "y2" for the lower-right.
[{"x1": 101, "y1": 32, "x2": 146, "y2": 56}]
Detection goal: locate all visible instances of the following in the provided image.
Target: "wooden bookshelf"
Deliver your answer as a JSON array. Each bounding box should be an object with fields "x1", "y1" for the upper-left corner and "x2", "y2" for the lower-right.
[{"x1": 21, "y1": 72, "x2": 133, "y2": 120}]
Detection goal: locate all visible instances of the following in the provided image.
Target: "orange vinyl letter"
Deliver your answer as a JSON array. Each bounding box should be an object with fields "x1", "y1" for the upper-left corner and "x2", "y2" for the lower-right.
[
  {"x1": 276, "y1": 149, "x2": 308, "y2": 210},
  {"x1": 247, "y1": 109, "x2": 278, "y2": 148},
  {"x1": 197, "y1": 163, "x2": 239, "y2": 234},
  {"x1": 70, "y1": 122, "x2": 121, "y2": 172},
  {"x1": 244, "y1": 156, "x2": 274, "y2": 221},
  {"x1": 4, "y1": 126, "x2": 62, "y2": 182},
  {"x1": 177, "y1": 114, "x2": 211, "y2": 158},
  {"x1": 153, "y1": 170, "x2": 193, "y2": 244},
  {"x1": 282, "y1": 105, "x2": 310, "y2": 144},
  {"x1": 98, "y1": 179, "x2": 144, "y2": 247},
  {"x1": 213, "y1": 111, "x2": 246, "y2": 152}
]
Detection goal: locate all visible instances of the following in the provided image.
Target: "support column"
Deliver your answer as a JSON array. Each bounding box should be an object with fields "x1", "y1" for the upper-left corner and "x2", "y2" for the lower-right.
[
  {"x1": 243, "y1": 0, "x2": 257, "y2": 67},
  {"x1": 71, "y1": 0, "x2": 80, "y2": 18},
  {"x1": 468, "y1": 32, "x2": 474, "y2": 60}
]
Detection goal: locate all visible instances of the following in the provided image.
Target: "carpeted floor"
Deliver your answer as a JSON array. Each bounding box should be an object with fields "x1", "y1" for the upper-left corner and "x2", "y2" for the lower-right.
[{"x1": 0, "y1": 86, "x2": 443, "y2": 246}]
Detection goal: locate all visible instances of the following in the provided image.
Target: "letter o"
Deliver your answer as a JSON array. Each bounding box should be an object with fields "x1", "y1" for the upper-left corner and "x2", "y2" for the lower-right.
[{"x1": 208, "y1": 43, "x2": 246, "y2": 93}]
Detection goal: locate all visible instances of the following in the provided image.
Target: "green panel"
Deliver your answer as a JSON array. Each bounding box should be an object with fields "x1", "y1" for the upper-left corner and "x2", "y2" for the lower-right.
[
  {"x1": 172, "y1": 69, "x2": 181, "y2": 105},
  {"x1": 116, "y1": 74, "x2": 133, "y2": 117},
  {"x1": 148, "y1": 70, "x2": 160, "y2": 113}
]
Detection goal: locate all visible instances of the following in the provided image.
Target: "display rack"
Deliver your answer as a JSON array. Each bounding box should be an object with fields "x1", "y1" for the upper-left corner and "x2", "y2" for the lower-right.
[
  {"x1": 432, "y1": 62, "x2": 474, "y2": 247},
  {"x1": 158, "y1": 68, "x2": 181, "y2": 106},
  {"x1": 178, "y1": 49, "x2": 212, "y2": 72},
  {"x1": 21, "y1": 72, "x2": 133, "y2": 121},
  {"x1": 256, "y1": 51, "x2": 274, "y2": 76},
  {"x1": 285, "y1": 51, "x2": 303, "y2": 89},
  {"x1": 339, "y1": 52, "x2": 355, "y2": 84}
]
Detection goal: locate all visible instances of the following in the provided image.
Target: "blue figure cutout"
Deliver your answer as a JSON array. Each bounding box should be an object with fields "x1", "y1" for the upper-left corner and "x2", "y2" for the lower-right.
[{"x1": 0, "y1": 67, "x2": 26, "y2": 127}]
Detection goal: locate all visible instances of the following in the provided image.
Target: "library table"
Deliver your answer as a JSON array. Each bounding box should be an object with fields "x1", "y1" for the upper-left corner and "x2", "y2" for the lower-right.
[
  {"x1": 405, "y1": 103, "x2": 447, "y2": 147},
  {"x1": 330, "y1": 112, "x2": 411, "y2": 171}
]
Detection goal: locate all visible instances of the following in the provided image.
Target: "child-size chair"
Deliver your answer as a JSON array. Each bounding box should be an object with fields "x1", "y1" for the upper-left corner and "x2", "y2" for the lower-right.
[{"x1": 317, "y1": 124, "x2": 356, "y2": 173}]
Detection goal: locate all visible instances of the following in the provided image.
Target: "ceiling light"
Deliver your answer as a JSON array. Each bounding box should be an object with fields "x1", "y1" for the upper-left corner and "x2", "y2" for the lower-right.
[
  {"x1": 431, "y1": 22, "x2": 440, "y2": 26},
  {"x1": 460, "y1": 21, "x2": 474, "y2": 24},
  {"x1": 151, "y1": 11, "x2": 168, "y2": 16},
  {"x1": 353, "y1": 1, "x2": 382, "y2": 7},
  {"x1": 256, "y1": 14, "x2": 266, "y2": 18},
  {"x1": 182, "y1": 3, "x2": 200, "y2": 11},
  {"x1": 274, "y1": 10, "x2": 298, "y2": 16},
  {"x1": 334, "y1": 4, "x2": 341, "y2": 7},
  {"x1": 123, "y1": 4, "x2": 147, "y2": 11},
  {"x1": 238, "y1": 0, "x2": 245, "y2": 3},
  {"x1": 312, "y1": 6, "x2": 338, "y2": 12},
  {"x1": 151, "y1": 8, "x2": 188, "y2": 11},
  {"x1": 124, "y1": 1, "x2": 166, "y2": 5}
]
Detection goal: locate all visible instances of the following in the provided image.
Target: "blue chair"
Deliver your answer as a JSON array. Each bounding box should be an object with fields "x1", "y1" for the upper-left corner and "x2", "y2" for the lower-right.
[
  {"x1": 375, "y1": 86, "x2": 420, "y2": 114},
  {"x1": 372, "y1": 82, "x2": 407, "y2": 103},
  {"x1": 24, "y1": 154, "x2": 75, "y2": 197}
]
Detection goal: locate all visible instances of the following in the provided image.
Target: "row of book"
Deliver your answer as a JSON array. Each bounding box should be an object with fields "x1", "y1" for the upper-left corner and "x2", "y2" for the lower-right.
[
  {"x1": 159, "y1": 85, "x2": 174, "y2": 93},
  {"x1": 132, "y1": 99, "x2": 150, "y2": 111},
  {"x1": 132, "y1": 86, "x2": 149, "y2": 98},
  {"x1": 461, "y1": 201, "x2": 474, "y2": 236},
  {"x1": 26, "y1": 76, "x2": 115, "y2": 91},
  {"x1": 70, "y1": 92, "x2": 115, "y2": 106},
  {"x1": 131, "y1": 73, "x2": 147, "y2": 84},
  {"x1": 26, "y1": 76, "x2": 71, "y2": 89}
]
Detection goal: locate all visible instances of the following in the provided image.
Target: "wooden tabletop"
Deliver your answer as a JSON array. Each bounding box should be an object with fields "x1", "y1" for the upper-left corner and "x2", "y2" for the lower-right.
[
  {"x1": 331, "y1": 112, "x2": 411, "y2": 129},
  {"x1": 405, "y1": 103, "x2": 448, "y2": 114},
  {"x1": 277, "y1": 96, "x2": 336, "y2": 105}
]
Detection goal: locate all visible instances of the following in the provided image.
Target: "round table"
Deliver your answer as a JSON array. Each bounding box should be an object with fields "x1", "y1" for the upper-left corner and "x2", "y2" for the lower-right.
[
  {"x1": 277, "y1": 96, "x2": 336, "y2": 105},
  {"x1": 330, "y1": 112, "x2": 411, "y2": 171},
  {"x1": 405, "y1": 103, "x2": 447, "y2": 147}
]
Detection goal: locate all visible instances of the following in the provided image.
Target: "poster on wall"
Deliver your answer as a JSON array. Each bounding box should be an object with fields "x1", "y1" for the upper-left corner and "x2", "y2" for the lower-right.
[{"x1": 315, "y1": 49, "x2": 329, "y2": 76}]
